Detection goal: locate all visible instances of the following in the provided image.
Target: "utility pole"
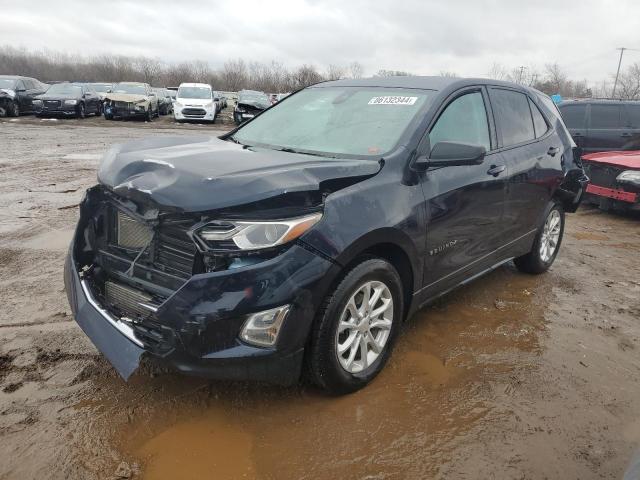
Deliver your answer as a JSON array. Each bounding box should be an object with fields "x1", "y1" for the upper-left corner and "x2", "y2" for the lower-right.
[{"x1": 612, "y1": 47, "x2": 626, "y2": 98}]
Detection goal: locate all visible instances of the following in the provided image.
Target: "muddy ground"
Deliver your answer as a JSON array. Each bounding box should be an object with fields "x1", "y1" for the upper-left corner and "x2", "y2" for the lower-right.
[{"x1": 0, "y1": 117, "x2": 639, "y2": 480}]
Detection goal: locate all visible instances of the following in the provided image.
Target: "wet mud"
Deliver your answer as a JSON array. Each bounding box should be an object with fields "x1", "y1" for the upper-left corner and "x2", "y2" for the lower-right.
[{"x1": 1, "y1": 122, "x2": 639, "y2": 479}]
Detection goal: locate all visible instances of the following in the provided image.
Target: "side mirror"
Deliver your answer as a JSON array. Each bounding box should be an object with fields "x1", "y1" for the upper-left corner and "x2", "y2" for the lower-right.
[{"x1": 414, "y1": 141, "x2": 486, "y2": 170}]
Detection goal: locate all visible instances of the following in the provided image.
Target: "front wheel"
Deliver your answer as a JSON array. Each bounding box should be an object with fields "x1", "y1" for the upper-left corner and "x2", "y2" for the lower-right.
[
  {"x1": 76, "y1": 103, "x2": 85, "y2": 119},
  {"x1": 306, "y1": 258, "x2": 403, "y2": 394},
  {"x1": 10, "y1": 101, "x2": 20, "y2": 117},
  {"x1": 145, "y1": 105, "x2": 153, "y2": 122},
  {"x1": 514, "y1": 203, "x2": 564, "y2": 274}
]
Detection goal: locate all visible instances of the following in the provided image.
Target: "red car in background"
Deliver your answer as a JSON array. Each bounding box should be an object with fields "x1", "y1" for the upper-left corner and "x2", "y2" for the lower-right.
[{"x1": 582, "y1": 151, "x2": 640, "y2": 211}]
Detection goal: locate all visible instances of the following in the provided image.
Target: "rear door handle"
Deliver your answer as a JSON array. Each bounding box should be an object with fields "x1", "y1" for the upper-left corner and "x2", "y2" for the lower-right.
[
  {"x1": 547, "y1": 146, "x2": 560, "y2": 156},
  {"x1": 621, "y1": 132, "x2": 633, "y2": 137},
  {"x1": 487, "y1": 165, "x2": 506, "y2": 177}
]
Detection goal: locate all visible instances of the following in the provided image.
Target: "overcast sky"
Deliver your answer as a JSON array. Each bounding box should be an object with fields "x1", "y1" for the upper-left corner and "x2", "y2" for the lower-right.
[{"x1": 3, "y1": 0, "x2": 640, "y2": 84}]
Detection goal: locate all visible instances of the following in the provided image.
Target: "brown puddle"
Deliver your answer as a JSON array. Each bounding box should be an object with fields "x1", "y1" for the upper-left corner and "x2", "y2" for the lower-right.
[{"x1": 87, "y1": 266, "x2": 549, "y2": 480}]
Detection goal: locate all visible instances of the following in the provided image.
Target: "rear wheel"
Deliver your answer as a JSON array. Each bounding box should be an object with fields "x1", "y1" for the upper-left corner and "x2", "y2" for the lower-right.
[
  {"x1": 306, "y1": 258, "x2": 403, "y2": 394},
  {"x1": 514, "y1": 203, "x2": 564, "y2": 274}
]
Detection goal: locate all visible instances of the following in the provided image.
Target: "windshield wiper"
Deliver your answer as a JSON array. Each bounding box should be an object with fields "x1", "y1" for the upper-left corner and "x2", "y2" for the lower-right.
[{"x1": 273, "y1": 146, "x2": 336, "y2": 158}]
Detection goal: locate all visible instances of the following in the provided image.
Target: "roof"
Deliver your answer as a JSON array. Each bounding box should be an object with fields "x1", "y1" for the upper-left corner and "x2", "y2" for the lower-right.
[
  {"x1": 315, "y1": 75, "x2": 527, "y2": 92},
  {"x1": 0, "y1": 75, "x2": 27, "y2": 80}
]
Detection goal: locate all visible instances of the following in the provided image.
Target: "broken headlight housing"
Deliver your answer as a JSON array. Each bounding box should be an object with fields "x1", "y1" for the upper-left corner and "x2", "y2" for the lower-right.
[
  {"x1": 194, "y1": 213, "x2": 322, "y2": 251},
  {"x1": 616, "y1": 170, "x2": 640, "y2": 187}
]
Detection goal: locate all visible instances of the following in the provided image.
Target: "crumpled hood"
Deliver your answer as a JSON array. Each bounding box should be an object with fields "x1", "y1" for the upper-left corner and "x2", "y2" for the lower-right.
[
  {"x1": 97, "y1": 136, "x2": 382, "y2": 212},
  {"x1": 104, "y1": 93, "x2": 149, "y2": 103},
  {"x1": 237, "y1": 100, "x2": 269, "y2": 110},
  {"x1": 0, "y1": 88, "x2": 16, "y2": 98},
  {"x1": 582, "y1": 151, "x2": 640, "y2": 170}
]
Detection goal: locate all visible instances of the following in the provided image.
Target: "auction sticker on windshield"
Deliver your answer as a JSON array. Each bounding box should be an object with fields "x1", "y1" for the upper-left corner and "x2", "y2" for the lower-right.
[{"x1": 368, "y1": 96, "x2": 418, "y2": 105}]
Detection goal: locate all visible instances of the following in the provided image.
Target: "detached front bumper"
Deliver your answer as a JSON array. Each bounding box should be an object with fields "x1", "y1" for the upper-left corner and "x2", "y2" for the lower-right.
[
  {"x1": 104, "y1": 104, "x2": 147, "y2": 119},
  {"x1": 64, "y1": 225, "x2": 337, "y2": 384}
]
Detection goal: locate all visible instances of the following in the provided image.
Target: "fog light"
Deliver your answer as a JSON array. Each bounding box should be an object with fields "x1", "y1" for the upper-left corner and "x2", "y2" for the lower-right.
[{"x1": 240, "y1": 305, "x2": 290, "y2": 347}]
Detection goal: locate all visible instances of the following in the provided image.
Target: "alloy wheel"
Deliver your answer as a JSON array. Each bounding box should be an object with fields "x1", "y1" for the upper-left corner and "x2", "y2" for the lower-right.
[
  {"x1": 335, "y1": 280, "x2": 394, "y2": 374},
  {"x1": 540, "y1": 209, "x2": 561, "y2": 262}
]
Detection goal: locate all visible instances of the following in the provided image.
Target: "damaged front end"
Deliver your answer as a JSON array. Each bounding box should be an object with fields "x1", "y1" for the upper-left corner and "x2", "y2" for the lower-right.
[
  {"x1": 64, "y1": 136, "x2": 381, "y2": 382},
  {"x1": 0, "y1": 89, "x2": 16, "y2": 117}
]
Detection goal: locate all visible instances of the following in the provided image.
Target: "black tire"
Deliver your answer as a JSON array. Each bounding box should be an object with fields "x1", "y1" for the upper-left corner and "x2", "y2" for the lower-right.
[
  {"x1": 514, "y1": 203, "x2": 565, "y2": 274},
  {"x1": 154, "y1": 103, "x2": 160, "y2": 118},
  {"x1": 76, "y1": 103, "x2": 85, "y2": 119},
  {"x1": 96, "y1": 103, "x2": 102, "y2": 116},
  {"x1": 10, "y1": 101, "x2": 19, "y2": 117},
  {"x1": 306, "y1": 258, "x2": 404, "y2": 394},
  {"x1": 104, "y1": 111, "x2": 113, "y2": 120},
  {"x1": 145, "y1": 105, "x2": 153, "y2": 122}
]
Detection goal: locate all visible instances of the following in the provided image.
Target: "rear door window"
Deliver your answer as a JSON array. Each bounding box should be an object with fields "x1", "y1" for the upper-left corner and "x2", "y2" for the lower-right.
[
  {"x1": 589, "y1": 104, "x2": 621, "y2": 129},
  {"x1": 559, "y1": 104, "x2": 586, "y2": 129},
  {"x1": 529, "y1": 99, "x2": 549, "y2": 138},
  {"x1": 490, "y1": 88, "x2": 535, "y2": 147},
  {"x1": 428, "y1": 91, "x2": 491, "y2": 151}
]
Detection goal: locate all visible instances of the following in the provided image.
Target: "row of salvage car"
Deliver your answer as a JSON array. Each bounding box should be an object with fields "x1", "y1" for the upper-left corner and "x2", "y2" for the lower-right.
[{"x1": 0, "y1": 75, "x2": 287, "y2": 125}]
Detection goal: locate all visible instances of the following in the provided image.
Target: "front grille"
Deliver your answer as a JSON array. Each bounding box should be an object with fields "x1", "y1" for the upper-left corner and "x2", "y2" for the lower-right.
[
  {"x1": 182, "y1": 108, "x2": 206, "y2": 117},
  {"x1": 110, "y1": 209, "x2": 197, "y2": 281},
  {"x1": 114, "y1": 101, "x2": 130, "y2": 109},
  {"x1": 104, "y1": 280, "x2": 156, "y2": 319},
  {"x1": 584, "y1": 162, "x2": 623, "y2": 188},
  {"x1": 117, "y1": 211, "x2": 153, "y2": 249},
  {"x1": 154, "y1": 222, "x2": 198, "y2": 278},
  {"x1": 44, "y1": 100, "x2": 61, "y2": 108}
]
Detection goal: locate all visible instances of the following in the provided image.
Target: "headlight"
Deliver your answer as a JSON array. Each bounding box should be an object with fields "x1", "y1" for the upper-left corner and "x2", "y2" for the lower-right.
[
  {"x1": 174, "y1": 101, "x2": 182, "y2": 108},
  {"x1": 33, "y1": 99, "x2": 42, "y2": 104},
  {"x1": 235, "y1": 107, "x2": 246, "y2": 113},
  {"x1": 204, "y1": 101, "x2": 214, "y2": 108},
  {"x1": 64, "y1": 99, "x2": 78, "y2": 105},
  {"x1": 616, "y1": 170, "x2": 640, "y2": 186},
  {"x1": 196, "y1": 212, "x2": 322, "y2": 251}
]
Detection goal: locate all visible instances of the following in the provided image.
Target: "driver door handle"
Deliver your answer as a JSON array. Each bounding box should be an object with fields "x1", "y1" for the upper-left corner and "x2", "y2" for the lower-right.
[{"x1": 487, "y1": 165, "x2": 506, "y2": 177}]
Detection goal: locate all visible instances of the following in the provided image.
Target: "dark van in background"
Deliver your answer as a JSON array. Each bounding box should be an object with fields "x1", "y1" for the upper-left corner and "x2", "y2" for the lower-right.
[{"x1": 559, "y1": 100, "x2": 640, "y2": 153}]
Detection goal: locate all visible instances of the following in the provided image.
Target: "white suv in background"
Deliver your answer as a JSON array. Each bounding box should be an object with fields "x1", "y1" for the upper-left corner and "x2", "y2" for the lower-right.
[{"x1": 173, "y1": 83, "x2": 216, "y2": 122}]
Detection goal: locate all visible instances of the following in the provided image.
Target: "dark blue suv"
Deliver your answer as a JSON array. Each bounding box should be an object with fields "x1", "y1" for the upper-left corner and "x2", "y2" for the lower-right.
[{"x1": 64, "y1": 76, "x2": 587, "y2": 394}]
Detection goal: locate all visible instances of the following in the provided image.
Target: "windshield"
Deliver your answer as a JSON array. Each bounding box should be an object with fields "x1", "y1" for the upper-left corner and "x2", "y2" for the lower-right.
[
  {"x1": 90, "y1": 83, "x2": 111, "y2": 93},
  {"x1": 238, "y1": 92, "x2": 271, "y2": 108},
  {"x1": 47, "y1": 84, "x2": 83, "y2": 95},
  {"x1": 233, "y1": 87, "x2": 432, "y2": 157},
  {"x1": 112, "y1": 84, "x2": 146, "y2": 95},
  {"x1": 177, "y1": 86, "x2": 211, "y2": 99},
  {"x1": 0, "y1": 79, "x2": 17, "y2": 89}
]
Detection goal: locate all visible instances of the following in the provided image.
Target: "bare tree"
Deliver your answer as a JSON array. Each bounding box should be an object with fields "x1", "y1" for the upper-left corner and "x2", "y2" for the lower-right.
[
  {"x1": 614, "y1": 63, "x2": 640, "y2": 100},
  {"x1": 439, "y1": 70, "x2": 458, "y2": 78},
  {"x1": 487, "y1": 62, "x2": 509, "y2": 80},
  {"x1": 326, "y1": 64, "x2": 345, "y2": 81},
  {"x1": 220, "y1": 59, "x2": 248, "y2": 92},
  {"x1": 348, "y1": 61, "x2": 364, "y2": 79},
  {"x1": 293, "y1": 64, "x2": 324, "y2": 88}
]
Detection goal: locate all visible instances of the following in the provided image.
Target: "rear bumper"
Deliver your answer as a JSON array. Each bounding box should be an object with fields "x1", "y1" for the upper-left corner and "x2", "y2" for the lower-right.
[
  {"x1": 585, "y1": 183, "x2": 638, "y2": 203},
  {"x1": 64, "y1": 203, "x2": 338, "y2": 384}
]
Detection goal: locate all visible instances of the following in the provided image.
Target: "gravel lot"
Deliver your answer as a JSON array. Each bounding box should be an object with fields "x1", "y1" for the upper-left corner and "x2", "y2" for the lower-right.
[{"x1": 0, "y1": 117, "x2": 639, "y2": 480}]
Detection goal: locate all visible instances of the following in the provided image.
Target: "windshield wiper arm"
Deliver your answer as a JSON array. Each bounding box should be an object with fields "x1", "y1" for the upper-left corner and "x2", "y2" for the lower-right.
[{"x1": 274, "y1": 147, "x2": 336, "y2": 158}]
